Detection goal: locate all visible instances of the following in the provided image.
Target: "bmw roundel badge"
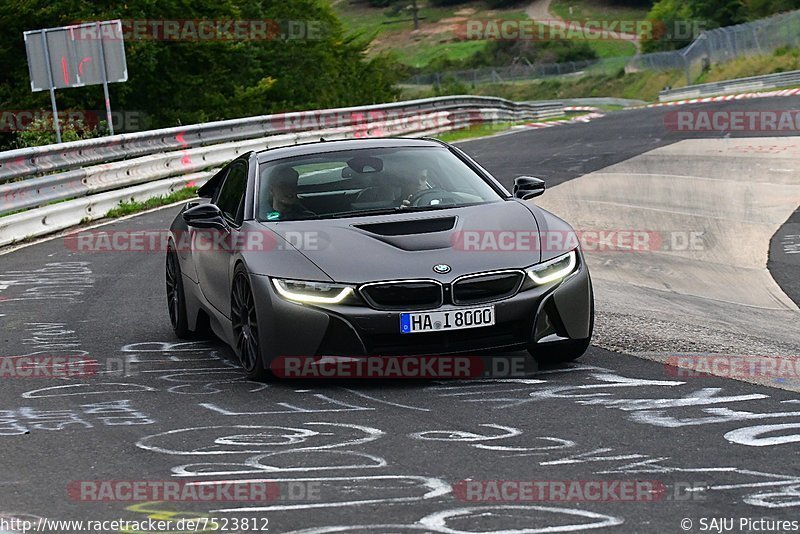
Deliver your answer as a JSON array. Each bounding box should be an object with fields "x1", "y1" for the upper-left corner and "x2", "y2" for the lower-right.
[{"x1": 433, "y1": 264, "x2": 451, "y2": 274}]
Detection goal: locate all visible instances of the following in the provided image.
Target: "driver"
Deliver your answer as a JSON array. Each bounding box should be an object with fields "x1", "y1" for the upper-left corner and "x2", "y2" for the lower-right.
[
  {"x1": 400, "y1": 168, "x2": 430, "y2": 207},
  {"x1": 264, "y1": 165, "x2": 316, "y2": 221}
]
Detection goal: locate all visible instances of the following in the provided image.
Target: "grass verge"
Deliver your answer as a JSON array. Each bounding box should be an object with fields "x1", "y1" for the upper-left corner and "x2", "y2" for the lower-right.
[
  {"x1": 400, "y1": 46, "x2": 800, "y2": 102},
  {"x1": 435, "y1": 114, "x2": 580, "y2": 142},
  {"x1": 105, "y1": 186, "x2": 198, "y2": 218},
  {"x1": 333, "y1": 1, "x2": 530, "y2": 68},
  {"x1": 549, "y1": 0, "x2": 651, "y2": 24}
]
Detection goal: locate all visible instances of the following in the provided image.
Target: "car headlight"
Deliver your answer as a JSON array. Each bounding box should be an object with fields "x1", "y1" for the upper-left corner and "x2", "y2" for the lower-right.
[
  {"x1": 271, "y1": 278, "x2": 355, "y2": 304},
  {"x1": 526, "y1": 250, "x2": 578, "y2": 285}
]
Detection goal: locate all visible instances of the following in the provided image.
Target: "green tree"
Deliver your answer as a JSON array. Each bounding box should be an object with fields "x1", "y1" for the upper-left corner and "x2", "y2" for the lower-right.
[
  {"x1": 743, "y1": 0, "x2": 800, "y2": 18},
  {"x1": 642, "y1": 0, "x2": 799, "y2": 52},
  {"x1": 0, "y1": 0, "x2": 401, "y2": 148}
]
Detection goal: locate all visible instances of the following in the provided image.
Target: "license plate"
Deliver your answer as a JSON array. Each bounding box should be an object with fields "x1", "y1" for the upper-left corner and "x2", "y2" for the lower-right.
[{"x1": 400, "y1": 306, "x2": 495, "y2": 334}]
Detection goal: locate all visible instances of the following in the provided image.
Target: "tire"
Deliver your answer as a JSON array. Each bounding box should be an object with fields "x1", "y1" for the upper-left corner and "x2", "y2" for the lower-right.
[
  {"x1": 230, "y1": 264, "x2": 271, "y2": 381},
  {"x1": 166, "y1": 245, "x2": 192, "y2": 339},
  {"x1": 529, "y1": 285, "x2": 594, "y2": 365}
]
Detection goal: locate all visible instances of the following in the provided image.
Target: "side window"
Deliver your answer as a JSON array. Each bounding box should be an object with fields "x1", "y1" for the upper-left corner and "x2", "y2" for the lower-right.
[{"x1": 215, "y1": 162, "x2": 248, "y2": 225}]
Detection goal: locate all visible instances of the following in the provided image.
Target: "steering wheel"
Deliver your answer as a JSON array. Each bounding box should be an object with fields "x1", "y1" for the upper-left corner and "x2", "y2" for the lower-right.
[{"x1": 406, "y1": 188, "x2": 460, "y2": 207}]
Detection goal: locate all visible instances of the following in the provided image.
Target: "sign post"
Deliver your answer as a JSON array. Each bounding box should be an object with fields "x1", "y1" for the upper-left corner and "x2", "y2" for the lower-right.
[
  {"x1": 39, "y1": 29, "x2": 61, "y2": 143},
  {"x1": 95, "y1": 22, "x2": 115, "y2": 135},
  {"x1": 24, "y1": 20, "x2": 128, "y2": 142}
]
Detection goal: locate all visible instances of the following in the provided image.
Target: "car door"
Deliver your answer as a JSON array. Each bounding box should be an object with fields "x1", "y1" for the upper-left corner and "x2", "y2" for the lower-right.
[{"x1": 194, "y1": 160, "x2": 248, "y2": 317}]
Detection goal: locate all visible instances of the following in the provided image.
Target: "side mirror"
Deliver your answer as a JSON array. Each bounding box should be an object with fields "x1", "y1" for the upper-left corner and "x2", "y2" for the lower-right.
[
  {"x1": 182, "y1": 203, "x2": 228, "y2": 231},
  {"x1": 513, "y1": 176, "x2": 546, "y2": 200}
]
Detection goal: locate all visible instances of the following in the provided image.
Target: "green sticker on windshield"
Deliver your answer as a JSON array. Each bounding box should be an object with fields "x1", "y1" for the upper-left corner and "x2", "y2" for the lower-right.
[{"x1": 267, "y1": 211, "x2": 281, "y2": 220}]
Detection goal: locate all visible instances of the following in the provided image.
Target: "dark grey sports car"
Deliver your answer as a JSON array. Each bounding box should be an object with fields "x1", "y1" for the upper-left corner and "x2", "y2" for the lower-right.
[{"x1": 166, "y1": 138, "x2": 593, "y2": 379}]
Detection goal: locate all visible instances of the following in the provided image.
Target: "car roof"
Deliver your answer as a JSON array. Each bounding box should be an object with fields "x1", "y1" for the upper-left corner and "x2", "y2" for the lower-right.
[{"x1": 255, "y1": 137, "x2": 446, "y2": 164}]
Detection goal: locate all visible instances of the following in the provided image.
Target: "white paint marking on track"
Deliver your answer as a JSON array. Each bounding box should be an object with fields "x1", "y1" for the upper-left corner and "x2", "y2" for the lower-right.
[
  {"x1": 419, "y1": 505, "x2": 624, "y2": 533},
  {"x1": 21, "y1": 383, "x2": 156, "y2": 398},
  {"x1": 339, "y1": 388, "x2": 431, "y2": 412},
  {"x1": 202, "y1": 475, "x2": 451, "y2": 513},
  {"x1": 724, "y1": 423, "x2": 800, "y2": 447}
]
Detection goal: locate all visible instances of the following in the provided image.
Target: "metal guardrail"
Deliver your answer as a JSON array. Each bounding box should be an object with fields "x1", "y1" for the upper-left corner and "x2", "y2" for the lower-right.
[
  {"x1": 658, "y1": 69, "x2": 800, "y2": 101},
  {"x1": 528, "y1": 97, "x2": 647, "y2": 108},
  {"x1": 0, "y1": 96, "x2": 557, "y2": 183},
  {"x1": 0, "y1": 96, "x2": 563, "y2": 247}
]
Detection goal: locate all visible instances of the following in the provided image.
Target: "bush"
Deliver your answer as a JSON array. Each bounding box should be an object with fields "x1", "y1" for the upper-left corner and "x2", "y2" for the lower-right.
[
  {"x1": 15, "y1": 116, "x2": 100, "y2": 148},
  {"x1": 433, "y1": 75, "x2": 471, "y2": 96}
]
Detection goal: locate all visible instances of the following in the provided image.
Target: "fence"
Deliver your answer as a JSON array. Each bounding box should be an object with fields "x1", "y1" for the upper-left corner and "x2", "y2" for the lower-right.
[
  {"x1": 404, "y1": 9, "x2": 800, "y2": 87},
  {"x1": 658, "y1": 69, "x2": 800, "y2": 101},
  {"x1": 403, "y1": 57, "x2": 627, "y2": 86},
  {"x1": 0, "y1": 96, "x2": 563, "y2": 247},
  {"x1": 629, "y1": 9, "x2": 800, "y2": 83}
]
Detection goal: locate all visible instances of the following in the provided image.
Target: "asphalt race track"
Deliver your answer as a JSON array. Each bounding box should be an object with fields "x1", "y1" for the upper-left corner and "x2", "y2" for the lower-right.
[{"x1": 1, "y1": 97, "x2": 799, "y2": 533}]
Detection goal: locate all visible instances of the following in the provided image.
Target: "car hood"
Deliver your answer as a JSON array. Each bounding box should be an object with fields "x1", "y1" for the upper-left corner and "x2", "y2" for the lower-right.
[{"x1": 259, "y1": 200, "x2": 553, "y2": 284}]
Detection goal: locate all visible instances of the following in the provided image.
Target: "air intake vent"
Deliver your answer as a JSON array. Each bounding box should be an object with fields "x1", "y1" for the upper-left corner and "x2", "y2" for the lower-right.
[
  {"x1": 360, "y1": 281, "x2": 443, "y2": 310},
  {"x1": 355, "y1": 217, "x2": 456, "y2": 236},
  {"x1": 452, "y1": 271, "x2": 524, "y2": 305}
]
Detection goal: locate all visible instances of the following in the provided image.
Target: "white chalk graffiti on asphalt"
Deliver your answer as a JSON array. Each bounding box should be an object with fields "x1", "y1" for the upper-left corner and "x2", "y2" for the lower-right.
[
  {"x1": 410, "y1": 424, "x2": 521, "y2": 442},
  {"x1": 280, "y1": 505, "x2": 623, "y2": 533},
  {"x1": 120, "y1": 341, "x2": 226, "y2": 360},
  {"x1": 21, "y1": 383, "x2": 155, "y2": 398},
  {"x1": 0, "y1": 400, "x2": 154, "y2": 435},
  {"x1": 139, "y1": 423, "x2": 390, "y2": 487},
  {"x1": 2, "y1": 322, "x2": 91, "y2": 372},
  {"x1": 539, "y1": 443, "x2": 800, "y2": 509},
  {"x1": 409, "y1": 423, "x2": 575, "y2": 455},
  {"x1": 0, "y1": 262, "x2": 94, "y2": 302},
  {"x1": 431, "y1": 366, "x2": 800, "y2": 448},
  {"x1": 724, "y1": 423, "x2": 800, "y2": 447},
  {"x1": 136, "y1": 423, "x2": 384, "y2": 455},
  {"x1": 200, "y1": 394, "x2": 372, "y2": 415},
  {"x1": 118, "y1": 341, "x2": 268, "y2": 393},
  {"x1": 338, "y1": 388, "x2": 430, "y2": 412},
  {"x1": 198, "y1": 475, "x2": 451, "y2": 513},
  {"x1": 780, "y1": 233, "x2": 800, "y2": 254},
  {"x1": 22, "y1": 323, "x2": 82, "y2": 351},
  {"x1": 117, "y1": 342, "x2": 428, "y2": 405},
  {"x1": 172, "y1": 450, "x2": 387, "y2": 477},
  {"x1": 157, "y1": 371, "x2": 268, "y2": 395}
]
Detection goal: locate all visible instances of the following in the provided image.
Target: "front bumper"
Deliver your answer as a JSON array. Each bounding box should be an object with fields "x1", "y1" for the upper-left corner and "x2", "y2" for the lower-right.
[{"x1": 249, "y1": 254, "x2": 592, "y2": 366}]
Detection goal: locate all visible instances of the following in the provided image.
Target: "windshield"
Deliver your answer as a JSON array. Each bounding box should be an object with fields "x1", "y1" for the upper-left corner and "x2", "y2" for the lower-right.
[{"x1": 256, "y1": 146, "x2": 504, "y2": 221}]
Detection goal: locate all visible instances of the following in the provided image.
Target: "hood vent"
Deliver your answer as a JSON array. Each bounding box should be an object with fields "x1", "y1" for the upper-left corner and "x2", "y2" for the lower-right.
[{"x1": 355, "y1": 216, "x2": 456, "y2": 236}]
